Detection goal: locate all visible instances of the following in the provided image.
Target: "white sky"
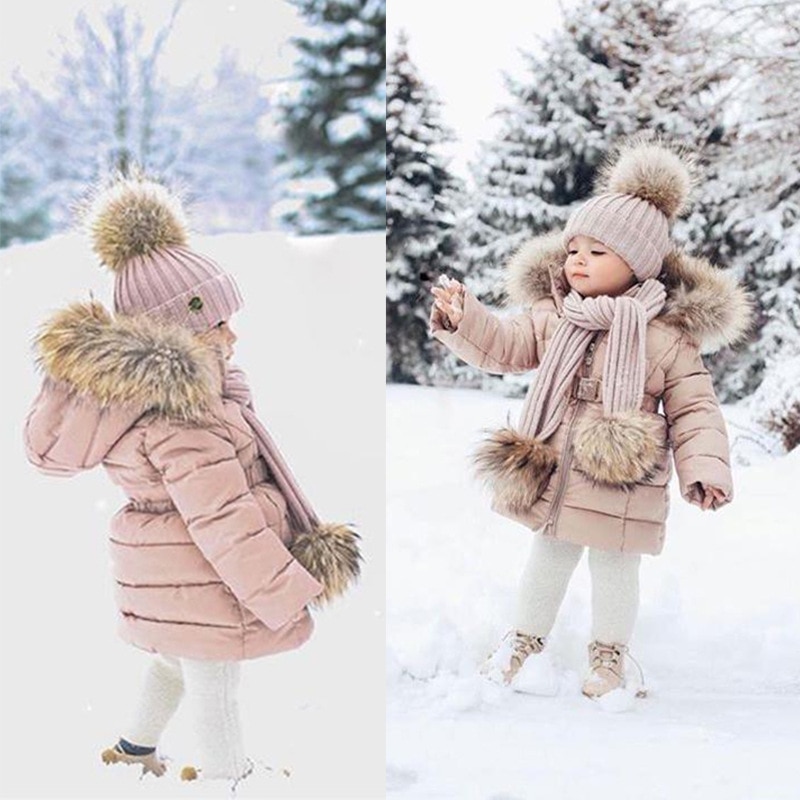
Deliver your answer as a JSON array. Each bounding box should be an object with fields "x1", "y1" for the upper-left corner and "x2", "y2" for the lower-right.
[
  {"x1": 3, "y1": 0, "x2": 571, "y2": 181},
  {"x1": 387, "y1": 0, "x2": 575, "y2": 180},
  {"x1": 0, "y1": 1, "x2": 306, "y2": 91}
]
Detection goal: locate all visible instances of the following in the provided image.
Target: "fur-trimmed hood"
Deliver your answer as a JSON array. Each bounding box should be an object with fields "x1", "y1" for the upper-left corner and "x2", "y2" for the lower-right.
[
  {"x1": 504, "y1": 230, "x2": 754, "y2": 354},
  {"x1": 32, "y1": 299, "x2": 222, "y2": 423},
  {"x1": 28, "y1": 299, "x2": 363, "y2": 609}
]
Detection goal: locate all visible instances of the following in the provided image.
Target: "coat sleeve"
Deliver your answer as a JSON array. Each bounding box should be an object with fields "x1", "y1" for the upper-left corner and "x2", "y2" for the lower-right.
[
  {"x1": 23, "y1": 377, "x2": 142, "y2": 477},
  {"x1": 662, "y1": 333, "x2": 733, "y2": 509},
  {"x1": 144, "y1": 421, "x2": 323, "y2": 630},
  {"x1": 429, "y1": 287, "x2": 541, "y2": 374}
]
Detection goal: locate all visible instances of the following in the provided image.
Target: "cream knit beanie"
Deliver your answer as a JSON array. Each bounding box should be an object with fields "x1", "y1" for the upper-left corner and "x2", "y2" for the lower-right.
[{"x1": 562, "y1": 140, "x2": 693, "y2": 281}]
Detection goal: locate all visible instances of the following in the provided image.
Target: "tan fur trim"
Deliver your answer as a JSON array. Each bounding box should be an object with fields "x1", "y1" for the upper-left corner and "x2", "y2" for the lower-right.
[
  {"x1": 499, "y1": 235, "x2": 754, "y2": 352},
  {"x1": 33, "y1": 300, "x2": 219, "y2": 423},
  {"x1": 660, "y1": 248, "x2": 755, "y2": 352},
  {"x1": 473, "y1": 427, "x2": 558, "y2": 511},
  {"x1": 84, "y1": 172, "x2": 188, "y2": 271},
  {"x1": 505, "y1": 231, "x2": 566, "y2": 308},
  {"x1": 291, "y1": 523, "x2": 362, "y2": 607},
  {"x1": 572, "y1": 411, "x2": 663, "y2": 488},
  {"x1": 595, "y1": 135, "x2": 695, "y2": 220}
]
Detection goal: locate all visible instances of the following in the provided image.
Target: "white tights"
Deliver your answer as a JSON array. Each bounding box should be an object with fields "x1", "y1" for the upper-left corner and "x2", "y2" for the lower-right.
[
  {"x1": 122, "y1": 654, "x2": 249, "y2": 781},
  {"x1": 514, "y1": 533, "x2": 641, "y2": 643}
]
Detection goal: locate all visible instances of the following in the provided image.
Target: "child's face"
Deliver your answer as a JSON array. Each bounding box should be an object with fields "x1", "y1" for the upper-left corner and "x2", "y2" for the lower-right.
[
  {"x1": 564, "y1": 235, "x2": 637, "y2": 297},
  {"x1": 199, "y1": 320, "x2": 237, "y2": 360}
]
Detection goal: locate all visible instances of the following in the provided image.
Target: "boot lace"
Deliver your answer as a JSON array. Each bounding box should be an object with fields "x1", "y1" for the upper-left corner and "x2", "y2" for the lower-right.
[
  {"x1": 509, "y1": 631, "x2": 546, "y2": 669},
  {"x1": 589, "y1": 640, "x2": 648, "y2": 697},
  {"x1": 589, "y1": 641, "x2": 626, "y2": 676}
]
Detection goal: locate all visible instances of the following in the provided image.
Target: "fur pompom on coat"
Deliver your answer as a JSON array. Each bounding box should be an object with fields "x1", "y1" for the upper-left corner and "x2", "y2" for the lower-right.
[
  {"x1": 23, "y1": 300, "x2": 354, "y2": 660},
  {"x1": 431, "y1": 236, "x2": 753, "y2": 555}
]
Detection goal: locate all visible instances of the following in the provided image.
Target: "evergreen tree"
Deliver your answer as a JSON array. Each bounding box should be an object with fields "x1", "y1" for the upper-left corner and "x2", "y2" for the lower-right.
[
  {"x1": 696, "y1": 0, "x2": 800, "y2": 405},
  {"x1": 0, "y1": 93, "x2": 52, "y2": 247},
  {"x1": 278, "y1": 0, "x2": 385, "y2": 234},
  {"x1": 386, "y1": 31, "x2": 466, "y2": 384}
]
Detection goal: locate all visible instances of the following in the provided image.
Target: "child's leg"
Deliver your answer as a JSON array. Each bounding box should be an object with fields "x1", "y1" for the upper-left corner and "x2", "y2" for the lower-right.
[
  {"x1": 180, "y1": 658, "x2": 250, "y2": 781},
  {"x1": 514, "y1": 533, "x2": 584, "y2": 636},
  {"x1": 121, "y1": 654, "x2": 185, "y2": 749},
  {"x1": 588, "y1": 547, "x2": 641, "y2": 643}
]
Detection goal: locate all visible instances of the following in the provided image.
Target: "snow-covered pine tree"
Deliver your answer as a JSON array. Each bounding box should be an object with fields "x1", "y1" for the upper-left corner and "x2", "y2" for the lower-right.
[
  {"x1": 386, "y1": 31, "x2": 469, "y2": 385},
  {"x1": 0, "y1": 93, "x2": 52, "y2": 247},
  {"x1": 706, "y1": 0, "x2": 800, "y2": 412},
  {"x1": 278, "y1": 0, "x2": 385, "y2": 234}
]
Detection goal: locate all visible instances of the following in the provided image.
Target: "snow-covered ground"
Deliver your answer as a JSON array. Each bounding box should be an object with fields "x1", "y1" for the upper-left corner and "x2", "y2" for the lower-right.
[
  {"x1": 0, "y1": 231, "x2": 386, "y2": 799},
  {"x1": 387, "y1": 384, "x2": 800, "y2": 800}
]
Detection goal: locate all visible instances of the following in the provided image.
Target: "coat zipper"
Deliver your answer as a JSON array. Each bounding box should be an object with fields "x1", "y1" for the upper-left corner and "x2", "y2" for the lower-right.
[
  {"x1": 542, "y1": 334, "x2": 599, "y2": 537},
  {"x1": 542, "y1": 400, "x2": 580, "y2": 537}
]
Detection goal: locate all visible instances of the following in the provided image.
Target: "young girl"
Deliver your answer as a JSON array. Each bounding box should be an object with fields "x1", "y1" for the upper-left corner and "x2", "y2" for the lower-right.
[
  {"x1": 23, "y1": 175, "x2": 360, "y2": 784},
  {"x1": 429, "y1": 139, "x2": 752, "y2": 699}
]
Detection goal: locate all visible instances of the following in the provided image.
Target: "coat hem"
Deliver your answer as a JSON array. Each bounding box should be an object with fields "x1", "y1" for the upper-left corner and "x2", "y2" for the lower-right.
[{"x1": 117, "y1": 610, "x2": 314, "y2": 661}]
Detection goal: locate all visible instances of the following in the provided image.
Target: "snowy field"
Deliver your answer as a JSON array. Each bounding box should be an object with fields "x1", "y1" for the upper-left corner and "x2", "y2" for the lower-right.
[
  {"x1": 387, "y1": 384, "x2": 799, "y2": 800},
  {"x1": 0, "y1": 232, "x2": 386, "y2": 799}
]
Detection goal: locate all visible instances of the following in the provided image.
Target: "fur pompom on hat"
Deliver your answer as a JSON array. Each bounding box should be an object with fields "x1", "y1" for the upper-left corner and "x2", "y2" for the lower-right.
[
  {"x1": 86, "y1": 174, "x2": 189, "y2": 270},
  {"x1": 83, "y1": 170, "x2": 243, "y2": 333},
  {"x1": 563, "y1": 137, "x2": 695, "y2": 281}
]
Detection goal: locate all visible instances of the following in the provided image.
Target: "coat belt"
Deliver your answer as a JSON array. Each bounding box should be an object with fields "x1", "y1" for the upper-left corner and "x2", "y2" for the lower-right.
[{"x1": 570, "y1": 375, "x2": 659, "y2": 413}]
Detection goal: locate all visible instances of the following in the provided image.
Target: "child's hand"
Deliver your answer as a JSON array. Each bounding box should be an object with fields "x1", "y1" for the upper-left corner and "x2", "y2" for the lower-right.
[
  {"x1": 430, "y1": 275, "x2": 465, "y2": 332},
  {"x1": 693, "y1": 482, "x2": 728, "y2": 510}
]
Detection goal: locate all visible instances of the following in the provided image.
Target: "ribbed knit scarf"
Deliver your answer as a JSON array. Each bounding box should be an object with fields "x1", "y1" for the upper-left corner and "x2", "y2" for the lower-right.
[
  {"x1": 517, "y1": 278, "x2": 667, "y2": 441},
  {"x1": 221, "y1": 363, "x2": 319, "y2": 534}
]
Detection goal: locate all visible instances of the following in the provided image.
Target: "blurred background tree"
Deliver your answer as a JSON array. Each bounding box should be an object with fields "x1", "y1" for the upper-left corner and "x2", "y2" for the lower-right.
[
  {"x1": 0, "y1": 92, "x2": 54, "y2": 246},
  {"x1": 0, "y1": 0, "x2": 386, "y2": 246}
]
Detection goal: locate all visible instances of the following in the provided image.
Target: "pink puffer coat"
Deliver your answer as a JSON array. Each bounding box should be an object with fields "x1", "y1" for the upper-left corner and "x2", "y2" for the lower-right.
[
  {"x1": 24, "y1": 300, "x2": 323, "y2": 660},
  {"x1": 431, "y1": 233, "x2": 753, "y2": 555}
]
